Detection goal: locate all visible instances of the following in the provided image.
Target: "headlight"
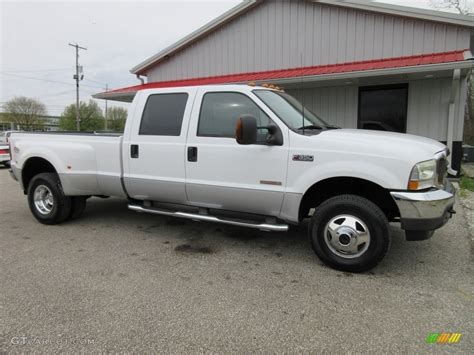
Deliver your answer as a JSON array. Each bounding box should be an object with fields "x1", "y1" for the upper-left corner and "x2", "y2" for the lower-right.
[{"x1": 408, "y1": 159, "x2": 436, "y2": 190}]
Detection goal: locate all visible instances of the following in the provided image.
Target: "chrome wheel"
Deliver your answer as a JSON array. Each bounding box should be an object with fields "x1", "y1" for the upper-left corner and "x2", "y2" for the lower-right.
[
  {"x1": 33, "y1": 185, "x2": 54, "y2": 215},
  {"x1": 324, "y1": 214, "x2": 370, "y2": 259}
]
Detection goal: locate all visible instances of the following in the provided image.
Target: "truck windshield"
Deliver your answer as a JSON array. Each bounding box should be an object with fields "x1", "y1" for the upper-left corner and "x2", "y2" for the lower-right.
[{"x1": 253, "y1": 90, "x2": 333, "y2": 133}]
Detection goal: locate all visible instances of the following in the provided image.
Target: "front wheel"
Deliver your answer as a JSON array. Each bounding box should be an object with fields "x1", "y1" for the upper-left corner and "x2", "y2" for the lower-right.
[
  {"x1": 309, "y1": 195, "x2": 390, "y2": 272},
  {"x1": 27, "y1": 173, "x2": 72, "y2": 225}
]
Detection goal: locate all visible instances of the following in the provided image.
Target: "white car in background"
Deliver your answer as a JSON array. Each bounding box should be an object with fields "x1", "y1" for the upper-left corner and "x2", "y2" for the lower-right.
[
  {"x1": 0, "y1": 143, "x2": 10, "y2": 167},
  {"x1": 0, "y1": 131, "x2": 19, "y2": 144}
]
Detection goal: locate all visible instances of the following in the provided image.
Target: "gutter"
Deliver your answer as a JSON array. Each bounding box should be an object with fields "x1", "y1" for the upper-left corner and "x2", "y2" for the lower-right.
[{"x1": 256, "y1": 60, "x2": 474, "y2": 86}]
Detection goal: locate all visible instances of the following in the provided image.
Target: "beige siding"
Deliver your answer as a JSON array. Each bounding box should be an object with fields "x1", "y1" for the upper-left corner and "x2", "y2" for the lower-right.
[{"x1": 147, "y1": 0, "x2": 471, "y2": 82}]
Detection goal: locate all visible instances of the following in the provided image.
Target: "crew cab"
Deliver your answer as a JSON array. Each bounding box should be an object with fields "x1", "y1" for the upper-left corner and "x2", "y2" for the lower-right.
[{"x1": 8, "y1": 85, "x2": 455, "y2": 272}]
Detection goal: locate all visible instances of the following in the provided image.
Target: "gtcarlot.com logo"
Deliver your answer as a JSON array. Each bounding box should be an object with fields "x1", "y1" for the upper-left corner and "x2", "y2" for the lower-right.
[{"x1": 426, "y1": 333, "x2": 462, "y2": 344}]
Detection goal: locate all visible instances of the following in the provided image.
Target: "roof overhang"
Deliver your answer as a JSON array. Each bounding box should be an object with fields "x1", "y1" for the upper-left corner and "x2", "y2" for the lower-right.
[
  {"x1": 313, "y1": 0, "x2": 474, "y2": 28},
  {"x1": 95, "y1": 50, "x2": 473, "y2": 102}
]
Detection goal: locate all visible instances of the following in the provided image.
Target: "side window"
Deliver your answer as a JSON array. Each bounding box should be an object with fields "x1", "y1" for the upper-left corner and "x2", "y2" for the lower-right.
[
  {"x1": 197, "y1": 92, "x2": 272, "y2": 139},
  {"x1": 139, "y1": 93, "x2": 189, "y2": 136}
]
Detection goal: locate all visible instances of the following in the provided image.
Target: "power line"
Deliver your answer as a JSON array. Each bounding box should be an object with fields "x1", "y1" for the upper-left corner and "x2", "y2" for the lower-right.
[
  {"x1": 0, "y1": 72, "x2": 103, "y2": 89},
  {"x1": 0, "y1": 67, "x2": 72, "y2": 73}
]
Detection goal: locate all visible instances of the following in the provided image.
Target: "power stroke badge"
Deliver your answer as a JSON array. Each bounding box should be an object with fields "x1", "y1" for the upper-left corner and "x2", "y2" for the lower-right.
[{"x1": 292, "y1": 154, "x2": 314, "y2": 162}]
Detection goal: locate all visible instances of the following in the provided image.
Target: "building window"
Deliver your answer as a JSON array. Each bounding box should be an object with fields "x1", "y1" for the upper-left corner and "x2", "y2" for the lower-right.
[
  {"x1": 139, "y1": 93, "x2": 188, "y2": 136},
  {"x1": 358, "y1": 84, "x2": 408, "y2": 133},
  {"x1": 197, "y1": 92, "x2": 271, "y2": 139}
]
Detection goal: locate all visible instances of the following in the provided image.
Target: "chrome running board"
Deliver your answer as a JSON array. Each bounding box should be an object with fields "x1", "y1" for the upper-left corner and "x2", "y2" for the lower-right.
[{"x1": 128, "y1": 204, "x2": 288, "y2": 232}]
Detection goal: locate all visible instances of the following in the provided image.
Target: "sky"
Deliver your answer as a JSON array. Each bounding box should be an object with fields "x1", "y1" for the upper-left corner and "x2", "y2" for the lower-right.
[{"x1": 0, "y1": 0, "x2": 460, "y2": 116}]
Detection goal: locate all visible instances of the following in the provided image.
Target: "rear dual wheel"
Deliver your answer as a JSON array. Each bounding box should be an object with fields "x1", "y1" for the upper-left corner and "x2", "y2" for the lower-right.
[{"x1": 27, "y1": 173, "x2": 87, "y2": 224}]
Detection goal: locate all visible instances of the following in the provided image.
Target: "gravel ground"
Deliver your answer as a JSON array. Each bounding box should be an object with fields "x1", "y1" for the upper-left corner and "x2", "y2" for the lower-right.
[{"x1": 0, "y1": 168, "x2": 473, "y2": 353}]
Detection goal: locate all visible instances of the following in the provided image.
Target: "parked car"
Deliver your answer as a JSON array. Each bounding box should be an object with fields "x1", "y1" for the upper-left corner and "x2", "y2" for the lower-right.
[
  {"x1": 0, "y1": 144, "x2": 10, "y2": 167},
  {"x1": 0, "y1": 131, "x2": 19, "y2": 144},
  {"x1": 8, "y1": 85, "x2": 455, "y2": 272}
]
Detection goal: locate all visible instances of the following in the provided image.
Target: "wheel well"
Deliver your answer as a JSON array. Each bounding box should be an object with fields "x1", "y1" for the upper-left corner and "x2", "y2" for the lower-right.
[
  {"x1": 299, "y1": 177, "x2": 400, "y2": 221},
  {"x1": 21, "y1": 157, "x2": 57, "y2": 193}
]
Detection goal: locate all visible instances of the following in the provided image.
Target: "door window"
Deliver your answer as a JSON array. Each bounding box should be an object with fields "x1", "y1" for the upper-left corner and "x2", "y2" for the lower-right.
[
  {"x1": 358, "y1": 84, "x2": 408, "y2": 133},
  {"x1": 197, "y1": 92, "x2": 272, "y2": 140},
  {"x1": 139, "y1": 93, "x2": 189, "y2": 136}
]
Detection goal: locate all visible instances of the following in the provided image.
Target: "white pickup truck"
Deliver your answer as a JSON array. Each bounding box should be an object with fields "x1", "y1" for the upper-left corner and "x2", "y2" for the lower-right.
[{"x1": 8, "y1": 84, "x2": 455, "y2": 272}]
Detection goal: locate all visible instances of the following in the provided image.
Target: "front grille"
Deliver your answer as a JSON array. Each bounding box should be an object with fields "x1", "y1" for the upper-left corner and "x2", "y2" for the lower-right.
[{"x1": 437, "y1": 157, "x2": 447, "y2": 185}]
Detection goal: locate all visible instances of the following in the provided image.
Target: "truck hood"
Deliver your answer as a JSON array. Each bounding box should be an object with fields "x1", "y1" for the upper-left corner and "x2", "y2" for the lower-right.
[{"x1": 315, "y1": 129, "x2": 447, "y2": 163}]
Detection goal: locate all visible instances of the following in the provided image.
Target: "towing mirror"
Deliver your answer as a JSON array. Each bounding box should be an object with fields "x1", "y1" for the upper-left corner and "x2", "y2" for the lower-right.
[{"x1": 235, "y1": 115, "x2": 257, "y2": 145}]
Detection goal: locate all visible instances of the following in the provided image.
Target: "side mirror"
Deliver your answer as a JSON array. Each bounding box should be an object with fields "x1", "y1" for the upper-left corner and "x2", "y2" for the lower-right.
[
  {"x1": 235, "y1": 115, "x2": 257, "y2": 145},
  {"x1": 263, "y1": 125, "x2": 284, "y2": 146}
]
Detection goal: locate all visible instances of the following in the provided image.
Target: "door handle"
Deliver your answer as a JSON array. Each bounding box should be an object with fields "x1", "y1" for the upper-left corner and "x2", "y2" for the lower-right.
[
  {"x1": 131, "y1": 144, "x2": 139, "y2": 158},
  {"x1": 187, "y1": 146, "x2": 197, "y2": 162}
]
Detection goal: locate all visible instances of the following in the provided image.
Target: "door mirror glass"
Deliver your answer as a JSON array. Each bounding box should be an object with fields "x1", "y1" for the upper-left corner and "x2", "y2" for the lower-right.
[{"x1": 235, "y1": 115, "x2": 257, "y2": 145}]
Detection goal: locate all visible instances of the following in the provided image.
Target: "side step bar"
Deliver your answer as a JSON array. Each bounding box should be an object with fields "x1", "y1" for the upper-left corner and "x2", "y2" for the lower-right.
[{"x1": 128, "y1": 204, "x2": 289, "y2": 232}]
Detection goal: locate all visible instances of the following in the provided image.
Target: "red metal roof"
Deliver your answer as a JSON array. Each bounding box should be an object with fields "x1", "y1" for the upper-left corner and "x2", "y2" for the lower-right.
[{"x1": 99, "y1": 50, "x2": 469, "y2": 97}]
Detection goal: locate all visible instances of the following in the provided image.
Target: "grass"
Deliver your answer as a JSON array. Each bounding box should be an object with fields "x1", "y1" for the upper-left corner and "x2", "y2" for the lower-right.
[{"x1": 460, "y1": 175, "x2": 474, "y2": 193}]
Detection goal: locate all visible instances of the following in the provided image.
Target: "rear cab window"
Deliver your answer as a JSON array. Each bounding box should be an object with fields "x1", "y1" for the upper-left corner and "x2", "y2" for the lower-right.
[{"x1": 139, "y1": 93, "x2": 189, "y2": 136}]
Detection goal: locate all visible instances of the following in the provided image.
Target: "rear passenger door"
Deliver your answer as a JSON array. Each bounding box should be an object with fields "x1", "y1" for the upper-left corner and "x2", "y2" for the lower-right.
[{"x1": 125, "y1": 88, "x2": 196, "y2": 203}]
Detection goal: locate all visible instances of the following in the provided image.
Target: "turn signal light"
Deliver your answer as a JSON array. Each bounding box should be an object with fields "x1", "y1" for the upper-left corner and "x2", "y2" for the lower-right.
[{"x1": 408, "y1": 181, "x2": 419, "y2": 190}]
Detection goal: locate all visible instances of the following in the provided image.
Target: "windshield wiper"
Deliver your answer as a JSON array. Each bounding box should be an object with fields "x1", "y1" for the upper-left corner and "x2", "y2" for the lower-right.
[{"x1": 297, "y1": 125, "x2": 323, "y2": 130}]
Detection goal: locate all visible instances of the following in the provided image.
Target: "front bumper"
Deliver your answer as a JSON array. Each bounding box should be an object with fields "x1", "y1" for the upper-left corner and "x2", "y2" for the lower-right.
[{"x1": 390, "y1": 180, "x2": 455, "y2": 241}]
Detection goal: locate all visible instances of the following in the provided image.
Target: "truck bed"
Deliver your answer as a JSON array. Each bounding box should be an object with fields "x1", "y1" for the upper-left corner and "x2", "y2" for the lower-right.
[{"x1": 9, "y1": 132, "x2": 126, "y2": 197}]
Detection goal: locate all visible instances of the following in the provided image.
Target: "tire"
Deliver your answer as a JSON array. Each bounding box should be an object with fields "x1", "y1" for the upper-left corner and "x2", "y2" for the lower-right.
[
  {"x1": 309, "y1": 194, "x2": 390, "y2": 273},
  {"x1": 27, "y1": 173, "x2": 72, "y2": 225},
  {"x1": 68, "y1": 196, "x2": 87, "y2": 220},
  {"x1": 3, "y1": 161, "x2": 10, "y2": 168}
]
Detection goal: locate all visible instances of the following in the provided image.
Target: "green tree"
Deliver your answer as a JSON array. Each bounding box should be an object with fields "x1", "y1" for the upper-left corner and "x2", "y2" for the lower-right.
[
  {"x1": 59, "y1": 100, "x2": 104, "y2": 131},
  {"x1": 106, "y1": 106, "x2": 128, "y2": 132},
  {"x1": 3, "y1": 96, "x2": 47, "y2": 130}
]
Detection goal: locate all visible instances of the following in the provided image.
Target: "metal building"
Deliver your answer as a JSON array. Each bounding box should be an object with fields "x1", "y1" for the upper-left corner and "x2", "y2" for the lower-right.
[{"x1": 95, "y1": 0, "x2": 474, "y2": 172}]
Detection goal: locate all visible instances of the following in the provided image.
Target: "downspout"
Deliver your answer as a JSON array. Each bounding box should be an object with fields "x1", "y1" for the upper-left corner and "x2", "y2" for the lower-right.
[
  {"x1": 136, "y1": 74, "x2": 145, "y2": 85},
  {"x1": 447, "y1": 68, "x2": 460, "y2": 176}
]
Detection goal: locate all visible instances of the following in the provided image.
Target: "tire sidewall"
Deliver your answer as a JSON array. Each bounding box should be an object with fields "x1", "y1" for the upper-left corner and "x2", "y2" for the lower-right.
[
  {"x1": 310, "y1": 196, "x2": 389, "y2": 272},
  {"x1": 27, "y1": 174, "x2": 70, "y2": 224}
]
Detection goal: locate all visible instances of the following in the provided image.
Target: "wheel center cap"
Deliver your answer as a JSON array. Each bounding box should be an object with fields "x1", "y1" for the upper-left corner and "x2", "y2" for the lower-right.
[{"x1": 338, "y1": 233, "x2": 352, "y2": 245}]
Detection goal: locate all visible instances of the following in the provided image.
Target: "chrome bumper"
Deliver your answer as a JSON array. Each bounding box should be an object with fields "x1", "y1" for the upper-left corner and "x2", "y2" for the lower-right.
[{"x1": 390, "y1": 180, "x2": 455, "y2": 240}]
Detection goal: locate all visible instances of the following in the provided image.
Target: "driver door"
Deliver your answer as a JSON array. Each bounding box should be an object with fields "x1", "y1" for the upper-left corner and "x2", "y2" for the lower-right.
[{"x1": 184, "y1": 88, "x2": 289, "y2": 217}]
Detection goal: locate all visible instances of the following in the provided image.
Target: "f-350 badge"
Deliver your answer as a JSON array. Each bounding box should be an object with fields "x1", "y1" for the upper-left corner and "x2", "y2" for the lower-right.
[{"x1": 292, "y1": 154, "x2": 314, "y2": 162}]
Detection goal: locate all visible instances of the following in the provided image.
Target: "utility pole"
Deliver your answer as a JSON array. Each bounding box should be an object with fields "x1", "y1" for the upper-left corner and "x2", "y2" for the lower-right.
[
  {"x1": 68, "y1": 43, "x2": 87, "y2": 131},
  {"x1": 104, "y1": 84, "x2": 108, "y2": 131}
]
